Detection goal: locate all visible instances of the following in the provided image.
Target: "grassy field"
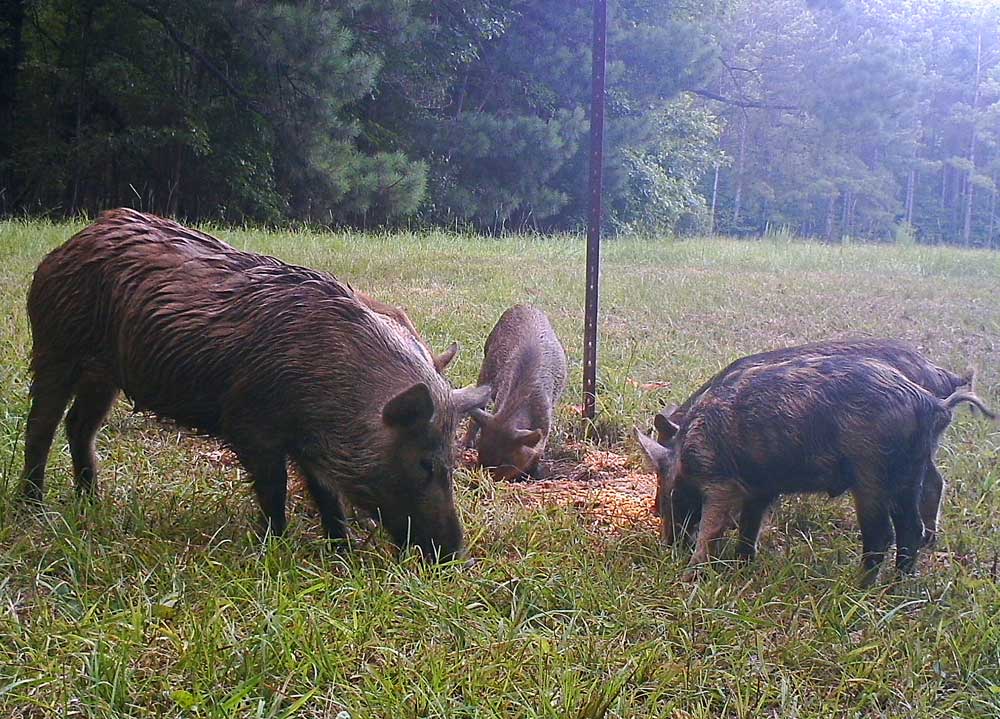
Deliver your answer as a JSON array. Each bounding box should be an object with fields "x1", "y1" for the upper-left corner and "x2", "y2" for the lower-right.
[{"x1": 1, "y1": 217, "x2": 998, "y2": 718}]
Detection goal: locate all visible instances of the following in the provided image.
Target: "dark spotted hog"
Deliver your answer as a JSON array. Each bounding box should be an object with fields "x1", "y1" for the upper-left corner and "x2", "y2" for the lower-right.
[
  {"x1": 652, "y1": 339, "x2": 973, "y2": 546},
  {"x1": 636, "y1": 355, "x2": 994, "y2": 585},
  {"x1": 464, "y1": 305, "x2": 567, "y2": 481},
  {"x1": 21, "y1": 209, "x2": 489, "y2": 561}
]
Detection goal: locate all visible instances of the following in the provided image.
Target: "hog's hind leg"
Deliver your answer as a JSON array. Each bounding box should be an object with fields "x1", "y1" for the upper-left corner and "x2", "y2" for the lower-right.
[
  {"x1": 735, "y1": 495, "x2": 776, "y2": 562},
  {"x1": 65, "y1": 375, "x2": 119, "y2": 495},
  {"x1": 852, "y1": 480, "x2": 894, "y2": 588},
  {"x1": 889, "y1": 459, "x2": 928, "y2": 576},
  {"x1": 21, "y1": 364, "x2": 77, "y2": 503},
  {"x1": 918, "y1": 464, "x2": 944, "y2": 547}
]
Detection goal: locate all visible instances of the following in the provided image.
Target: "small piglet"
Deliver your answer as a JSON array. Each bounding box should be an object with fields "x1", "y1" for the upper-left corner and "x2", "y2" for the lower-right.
[
  {"x1": 636, "y1": 355, "x2": 994, "y2": 585},
  {"x1": 464, "y1": 305, "x2": 567, "y2": 480}
]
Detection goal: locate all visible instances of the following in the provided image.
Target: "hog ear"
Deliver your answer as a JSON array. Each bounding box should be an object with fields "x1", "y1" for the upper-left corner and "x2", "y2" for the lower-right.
[
  {"x1": 452, "y1": 383, "x2": 491, "y2": 416},
  {"x1": 514, "y1": 429, "x2": 543, "y2": 447},
  {"x1": 661, "y1": 404, "x2": 680, "y2": 421},
  {"x1": 634, "y1": 426, "x2": 671, "y2": 473},
  {"x1": 433, "y1": 342, "x2": 460, "y2": 373},
  {"x1": 469, "y1": 407, "x2": 494, "y2": 427},
  {"x1": 383, "y1": 382, "x2": 435, "y2": 428},
  {"x1": 653, "y1": 411, "x2": 680, "y2": 441}
]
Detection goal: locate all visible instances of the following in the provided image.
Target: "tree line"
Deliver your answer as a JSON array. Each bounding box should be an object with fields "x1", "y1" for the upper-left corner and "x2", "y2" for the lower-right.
[{"x1": 0, "y1": 0, "x2": 997, "y2": 246}]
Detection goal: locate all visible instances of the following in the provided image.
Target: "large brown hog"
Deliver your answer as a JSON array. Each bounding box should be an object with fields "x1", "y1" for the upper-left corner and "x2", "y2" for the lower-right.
[
  {"x1": 636, "y1": 355, "x2": 995, "y2": 585},
  {"x1": 464, "y1": 305, "x2": 567, "y2": 481},
  {"x1": 20, "y1": 208, "x2": 490, "y2": 561},
  {"x1": 652, "y1": 339, "x2": 972, "y2": 546}
]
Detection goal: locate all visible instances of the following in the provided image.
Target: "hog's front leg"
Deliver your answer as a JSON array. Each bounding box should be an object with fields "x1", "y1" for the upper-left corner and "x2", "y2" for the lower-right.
[{"x1": 684, "y1": 484, "x2": 741, "y2": 580}]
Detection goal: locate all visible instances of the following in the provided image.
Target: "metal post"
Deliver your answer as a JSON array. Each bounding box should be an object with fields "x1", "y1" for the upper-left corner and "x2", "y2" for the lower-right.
[{"x1": 582, "y1": 0, "x2": 607, "y2": 422}]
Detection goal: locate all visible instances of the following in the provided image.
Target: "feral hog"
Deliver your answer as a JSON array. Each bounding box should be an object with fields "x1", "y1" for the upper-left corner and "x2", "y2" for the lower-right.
[
  {"x1": 652, "y1": 339, "x2": 973, "y2": 546},
  {"x1": 21, "y1": 209, "x2": 490, "y2": 561},
  {"x1": 464, "y1": 305, "x2": 567, "y2": 480},
  {"x1": 636, "y1": 355, "x2": 994, "y2": 585},
  {"x1": 354, "y1": 290, "x2": 459, "y2": 374}
]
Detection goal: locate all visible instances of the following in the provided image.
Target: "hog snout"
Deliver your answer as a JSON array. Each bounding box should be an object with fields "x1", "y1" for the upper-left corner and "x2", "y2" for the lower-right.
[{"x1": 385, "y1": 512, "x2": 466, "y2": 563}]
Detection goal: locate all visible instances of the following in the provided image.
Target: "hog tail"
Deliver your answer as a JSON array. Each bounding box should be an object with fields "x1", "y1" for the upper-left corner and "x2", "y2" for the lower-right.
[{"x1": 943, "y1": 390, "x2": 997, "y2": 420}]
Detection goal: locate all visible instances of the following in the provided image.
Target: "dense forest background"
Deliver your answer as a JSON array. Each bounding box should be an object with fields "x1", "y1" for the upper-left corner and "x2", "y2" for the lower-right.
[{"x1": 0, "y1": 0, "x2": 997, "y2": 246}]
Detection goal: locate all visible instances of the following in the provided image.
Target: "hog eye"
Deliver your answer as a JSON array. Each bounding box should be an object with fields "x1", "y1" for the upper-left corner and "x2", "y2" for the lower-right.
[{"x1": 419, "y1": 458, "x2": 434, "y2": 480}]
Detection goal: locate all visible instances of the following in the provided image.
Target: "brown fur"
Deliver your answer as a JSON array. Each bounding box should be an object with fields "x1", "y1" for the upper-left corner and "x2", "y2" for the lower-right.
[
  {"x1": 20, "y1": 208, "x2": 490, "y2": 560},
  {"x1": 652, "y1": 339, "x2": 973, "y2": 546},
  {"x1": 636, "y1": 355, "x2": 995, "y2": 584},
  {"x1": 464, "y1": 305, "x2": 567, "y2": 481},
  {"x1": 658, "y1": 339, "x2": 970, "y2": 433},
  {"x1": 353, "y1": 290, "x2": 458, "y2": 374}
]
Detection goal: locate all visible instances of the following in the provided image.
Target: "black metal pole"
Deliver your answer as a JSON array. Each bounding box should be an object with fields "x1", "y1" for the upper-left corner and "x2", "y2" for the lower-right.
[{"x1": 583, "y1": 0, "x2": 606, "y2": 422}]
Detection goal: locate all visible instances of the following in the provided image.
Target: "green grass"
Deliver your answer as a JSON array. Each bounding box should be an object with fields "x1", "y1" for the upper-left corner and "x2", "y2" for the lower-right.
[{"x1": 1, "y1": 218, "x2": 998, "y2": 718}]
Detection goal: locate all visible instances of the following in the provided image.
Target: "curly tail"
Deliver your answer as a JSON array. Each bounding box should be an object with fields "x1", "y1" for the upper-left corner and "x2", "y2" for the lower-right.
[{"x1": 943, "y1": 389, "x2": 997, "y2": 420}]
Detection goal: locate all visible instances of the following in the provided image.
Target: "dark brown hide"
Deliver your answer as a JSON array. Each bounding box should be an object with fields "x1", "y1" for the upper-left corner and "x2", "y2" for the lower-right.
[
  {"x1": 465, "y1": 305, "x2": 567, "y2": 481},
  {"x1": 20, "y1": 208, "x2": 489, "y2": 560},
  {"x1": 652, "y1": 339, "x2": 973, "y2": 546},
  {"x1": 354, "y1": 290, "x2": 458, "y2": 374},
  {"x1": 636, "y1": 355, "x2": 994, "y2": 584}
]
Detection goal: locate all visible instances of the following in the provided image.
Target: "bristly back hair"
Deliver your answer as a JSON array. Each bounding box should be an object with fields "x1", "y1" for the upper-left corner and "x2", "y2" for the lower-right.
[{"x1": 494, "y1": 341, "x2": 543, "y2": 420}]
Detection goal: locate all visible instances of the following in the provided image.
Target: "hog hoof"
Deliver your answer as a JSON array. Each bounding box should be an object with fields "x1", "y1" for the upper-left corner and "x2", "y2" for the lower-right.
[
  {"x1": 681, "y1": 563, "x2": 708, "y2": 583},
  {"x1": 20, "y1": 491, "x2": 44, "y2": 508},
  {"x1": 856, "y1": 566, "x2": 882, "y2": 589}
]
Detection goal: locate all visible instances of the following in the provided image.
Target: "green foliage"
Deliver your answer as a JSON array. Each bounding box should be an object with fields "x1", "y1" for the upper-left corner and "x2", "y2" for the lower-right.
[
  {"x1": 706, "y1": 0, "x2": 1000, "y2": 246},
  {"x1": 6, "y1": 0, "x2": 429, "y2": 222},
  {"x1": 1, "y1": 0, "x2": 998, "y2": 245},
  {"x1": 610, "y1": 96, "x2": 723, "y2": 235},
  {"x1": 402, "y1": 0, "x2": 719, "y2": 232},
  {"x1": 424, "y1": 109, "x2": 586, "y2": 229},
  {"x1": 1, "y1": 0, "x2": 719, "y2": 230}
]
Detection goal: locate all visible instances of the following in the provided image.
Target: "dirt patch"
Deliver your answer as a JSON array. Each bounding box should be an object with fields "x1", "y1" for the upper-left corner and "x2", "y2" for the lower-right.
[
  {"x1": 200, "y1": 440, "x2": 659, "y2": 536},
  {"x1": 467, "y1": 441, "x2": 659, "y2": 535}
]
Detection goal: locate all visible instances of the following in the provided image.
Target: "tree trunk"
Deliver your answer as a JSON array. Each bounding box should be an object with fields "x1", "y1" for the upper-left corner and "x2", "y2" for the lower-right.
[
  {"x1": 952, "y1": 165, "x2": 961, "y2": 233},
  {"x1": 989, "y1": 171, "x2": 996, "y2": 249},
  {"x1": 824, "y1": 193, "x2": 837, "y2": 243},
  {"x1": 167, "y1": 143, "x2": 182, "y2": 216},
  {"x1": 963, "y1": 29, "x2": 982, "y2": 246},
  {"x1": 732, "y1": 115, "x2": 746, "y2": 228},
  {"x1": 454, "y1": 69, "x2": 469, "y2": 119},
  {"x1": 938, "y1": 165, "x2": 947, "y2": 242},
  {"x1": 905, "y1": 168, "x2": 916, "y2": 225},
  {"x1": 840, "y1": 189, "x2": 850, "y2": 240},
  {"x1": 849, "y1": 194, "x2": 858, "y2": 239},
  {"x1": 709, "y1": 162, "x2": 720, "y2": 233}
]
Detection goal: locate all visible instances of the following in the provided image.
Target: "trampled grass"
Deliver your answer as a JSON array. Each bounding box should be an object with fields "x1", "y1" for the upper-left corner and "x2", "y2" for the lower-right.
[{"x1": 0, "y1": 218, "x2": 998, "y2": 718}]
